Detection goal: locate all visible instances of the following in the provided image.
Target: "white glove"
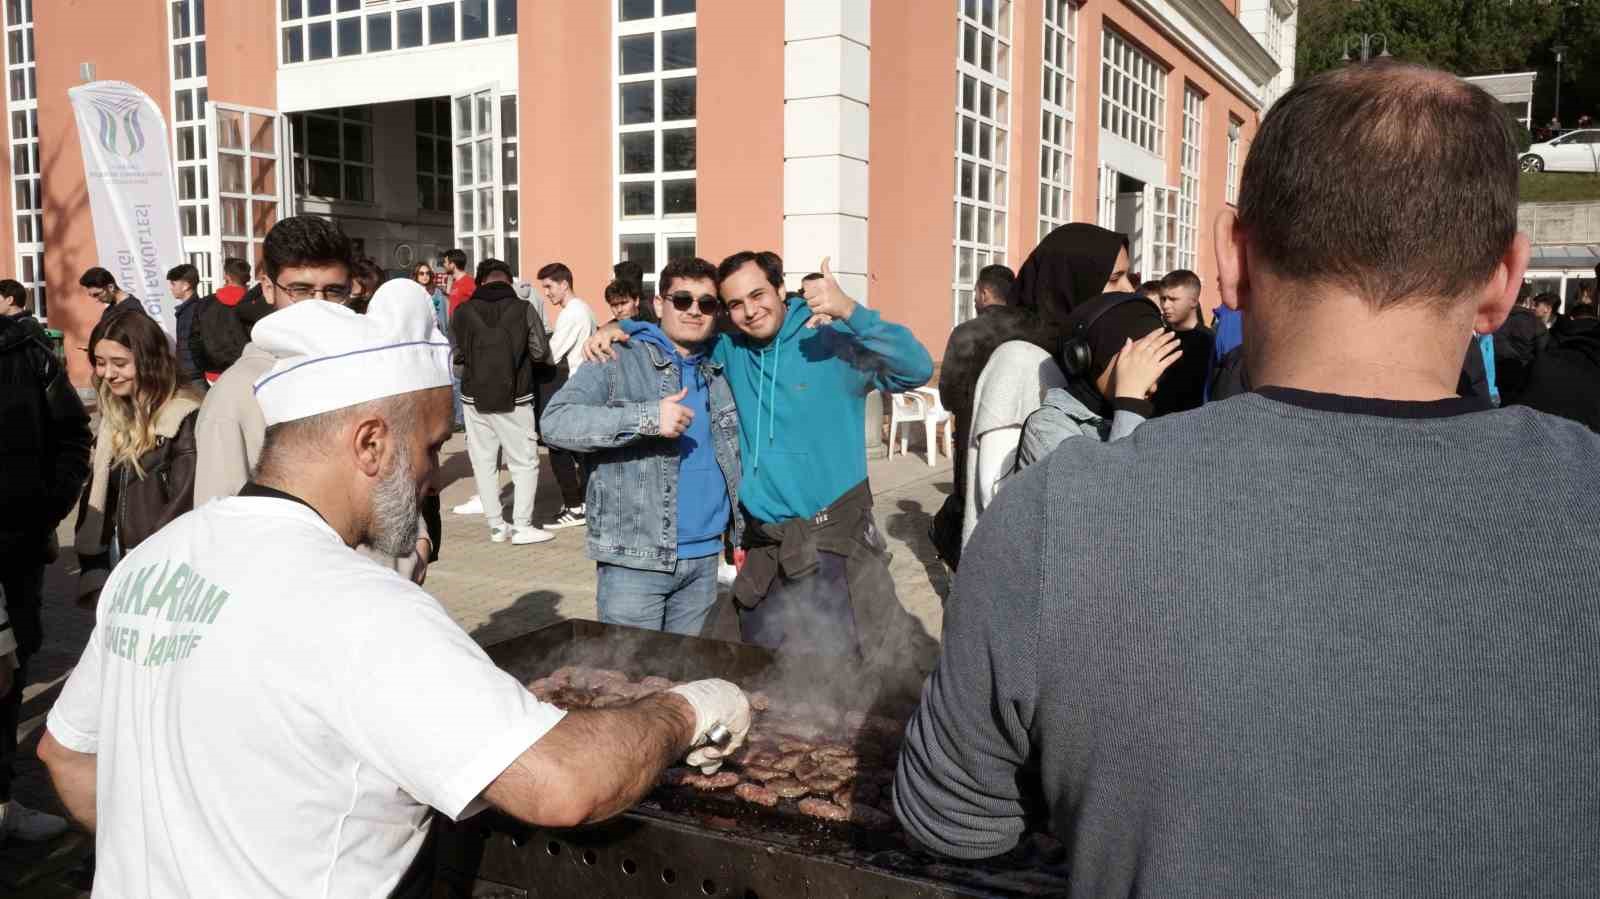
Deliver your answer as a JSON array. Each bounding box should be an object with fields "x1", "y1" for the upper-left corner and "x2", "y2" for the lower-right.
[{"x1": 667, "y1": 679, "x2": 752, "y2": 774}]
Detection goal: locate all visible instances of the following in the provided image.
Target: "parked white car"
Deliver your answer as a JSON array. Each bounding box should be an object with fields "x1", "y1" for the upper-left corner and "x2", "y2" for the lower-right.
[{"x1": 1521, "y1": 130, "x2": 1600, "y2": 173}]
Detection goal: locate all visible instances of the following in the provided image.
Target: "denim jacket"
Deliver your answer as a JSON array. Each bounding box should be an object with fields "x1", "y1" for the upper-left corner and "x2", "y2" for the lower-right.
[{"x1": 540, "y1": 338, "x2": 741, "y2": 571}]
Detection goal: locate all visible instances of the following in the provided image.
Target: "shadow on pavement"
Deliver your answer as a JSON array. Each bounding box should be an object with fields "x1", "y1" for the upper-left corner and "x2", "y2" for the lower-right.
[
  {"x1": 885, "y1": 497, "x2": 952, "y2": 603},
  {"x1": 468, "y1": 589, "x2": 564, "y2": 647}
]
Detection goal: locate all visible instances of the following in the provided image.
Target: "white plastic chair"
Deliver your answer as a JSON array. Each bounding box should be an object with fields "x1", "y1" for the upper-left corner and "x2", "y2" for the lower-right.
[{"x1": 889, "y1": 390, "x2": 954, "y2": 466}]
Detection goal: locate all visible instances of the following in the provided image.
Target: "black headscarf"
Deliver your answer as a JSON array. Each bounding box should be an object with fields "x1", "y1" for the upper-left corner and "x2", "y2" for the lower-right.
[{"x1": 937, "y1": 223, "x2": 1127, "y2": 498}]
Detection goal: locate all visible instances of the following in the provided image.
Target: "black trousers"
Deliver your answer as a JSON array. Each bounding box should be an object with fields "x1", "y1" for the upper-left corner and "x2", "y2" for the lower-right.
[
  {"x1": 0, "y1": 558, "x2": 45, "y2": 802},
  {"x1": 536, "y1": 362, "x2": 590, "y2": 509}
]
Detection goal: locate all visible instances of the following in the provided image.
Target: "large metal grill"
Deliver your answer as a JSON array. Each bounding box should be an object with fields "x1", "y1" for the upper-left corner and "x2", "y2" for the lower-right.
[{"x1": 428, "y1": 620, "x2": 1070, "y2": 898}]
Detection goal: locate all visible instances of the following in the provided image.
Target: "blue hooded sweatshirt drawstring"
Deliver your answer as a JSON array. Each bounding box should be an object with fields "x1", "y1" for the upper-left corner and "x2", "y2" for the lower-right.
[{"x1": 753, "y1": 341, "x2": 779, "y2": 473}]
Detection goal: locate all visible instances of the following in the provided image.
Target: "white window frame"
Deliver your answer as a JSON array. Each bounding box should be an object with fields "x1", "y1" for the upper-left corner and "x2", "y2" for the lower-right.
[
  {"x1": 3, "y1": 0, "x2": 41, "y2": 316},
  {"x1": 500, "y1": 92, "x2": 520, "y2": 273},
  {"x1": 952, "y1": 0, "x2": 1013, "y2": 325},
  {"x1": 613, "y1": 0, "x2": 698, "y2": 296},
  {"x1": 1038, "y1": 0, "x2": 1076, "y2": 241},
  {"x1": 1147, "y1": 184, "x2": 1179, "y2": 279},
  {"x1": 208, "y1": 103, "x2": 286, "y2": 272},
  {"x1": 1178, "y1": 84, "x2": 1203, "y2": 272},
  {"x1": 1225, "y1": 116, "x2": 1242, "y2": 205},
  {"x1": 451, "y1": 84, "x2": 503, "y2": 270},
  {"x1": 277, "y1": 0, "x2": 517, "y2": 67},
  {"x1": 289, "y1": 107, "x2": 375, "y2": 204},
  {"x1": 169, "y1": 0, "x2": 214, "y2": 292},
  {"x1": 1100, "y1": 28, "x2": 1166, "y2": 157}
]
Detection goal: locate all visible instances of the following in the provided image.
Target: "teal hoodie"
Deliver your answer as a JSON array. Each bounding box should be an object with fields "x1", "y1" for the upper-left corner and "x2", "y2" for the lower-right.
[{"x1": 651, "y1": 296, "x2": 933, "y2": 524}]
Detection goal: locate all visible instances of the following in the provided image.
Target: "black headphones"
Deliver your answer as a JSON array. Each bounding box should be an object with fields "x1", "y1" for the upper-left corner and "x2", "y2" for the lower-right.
[{"x1": 1059, "y1": 293, "x2": 1156, "y2": 379}]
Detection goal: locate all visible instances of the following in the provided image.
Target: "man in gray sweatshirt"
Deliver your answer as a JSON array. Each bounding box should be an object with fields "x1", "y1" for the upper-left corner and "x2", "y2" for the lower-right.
[{"x1": 895, "y1": 61, "x2": 1600, "y2": 896}]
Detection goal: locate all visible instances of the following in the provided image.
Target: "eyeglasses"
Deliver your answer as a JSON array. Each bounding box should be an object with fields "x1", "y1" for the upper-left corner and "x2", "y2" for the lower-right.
[
  {"x1": 665, "y1": 292, "x2": 721, "y2": 315},
  {"x1": 273, "y1": 280, "x2": 351, "y2": 303}
]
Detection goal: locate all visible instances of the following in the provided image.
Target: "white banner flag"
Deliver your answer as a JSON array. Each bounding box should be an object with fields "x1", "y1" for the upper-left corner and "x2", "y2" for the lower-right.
[{"x1": 68, "y1": 81, "x2": 184, "y2": 338}]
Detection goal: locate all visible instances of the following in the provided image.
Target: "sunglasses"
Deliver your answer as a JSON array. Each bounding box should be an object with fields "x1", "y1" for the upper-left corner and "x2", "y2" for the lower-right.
[{"x1": 665, "y1": 292, "x2": 721, "y2": 315}]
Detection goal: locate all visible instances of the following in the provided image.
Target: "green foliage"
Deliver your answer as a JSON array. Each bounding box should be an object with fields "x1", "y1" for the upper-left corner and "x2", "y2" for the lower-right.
[{"x1": 1296, "y1": 0, "x2": 1600, "y2": 123}]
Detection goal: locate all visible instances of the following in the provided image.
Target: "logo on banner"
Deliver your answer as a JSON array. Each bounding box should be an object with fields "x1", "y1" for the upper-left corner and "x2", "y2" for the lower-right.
[{"x1": 88, "y1": 94, "x2": 147, "y2": 161}]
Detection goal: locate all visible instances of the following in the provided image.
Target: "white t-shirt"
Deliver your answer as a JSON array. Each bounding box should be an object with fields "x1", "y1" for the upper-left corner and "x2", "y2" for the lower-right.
[
  {"x1": 549, "y1": 298, "x2": 598, "y2": 373},
  {"x1": 48, "y1": 494, "x2": 565, "y2": 897}
]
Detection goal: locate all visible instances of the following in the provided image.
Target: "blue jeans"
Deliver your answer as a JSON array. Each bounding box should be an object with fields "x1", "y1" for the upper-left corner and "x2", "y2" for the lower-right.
[
  {"x1": 451, "y1": 370, "x2": 464, "y2": 427},
  {"x1": 596, "y1": 554, "x2": 721, "y2": 636}
]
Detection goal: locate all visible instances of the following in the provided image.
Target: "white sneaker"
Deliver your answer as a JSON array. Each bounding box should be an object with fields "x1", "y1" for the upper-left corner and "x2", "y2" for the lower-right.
[
  {"x1": 547, "y1": 505, "x2": 587, "y2": 530},
  {"x1": 511, "y1": 526, "x2": 555, "y2": 545},
  {"x1": 452, "y1": 495, "x2": 484, "y2": 515},
  {"x1": 0, "y1": 799, "x2": 69, "y2": 843},
  {"x1": 489, "y1": 523, "x2": 510, "y2": 543}
]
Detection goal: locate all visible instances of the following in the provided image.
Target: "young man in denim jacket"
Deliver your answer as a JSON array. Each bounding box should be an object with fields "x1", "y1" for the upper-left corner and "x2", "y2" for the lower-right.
[{"x1": 541, "y1": 257, "x2": 740, "y2": 635}]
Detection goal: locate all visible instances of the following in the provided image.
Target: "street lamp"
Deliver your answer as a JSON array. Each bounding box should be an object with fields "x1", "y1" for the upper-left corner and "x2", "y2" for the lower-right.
[
  {"x1": 1341, "y1": 33, "x2": 1391, "y2": 63},
  {"x1": 1553, "y1": 44, "x2": 1567, "y2": 130}
]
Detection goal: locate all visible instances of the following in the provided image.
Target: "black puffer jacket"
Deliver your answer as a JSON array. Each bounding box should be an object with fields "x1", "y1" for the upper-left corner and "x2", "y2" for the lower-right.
[
  {"x1": 0, "y1": 313, "x2": 92, "y2": 563},
  {"x1": 450, "y1": 280, "x2": 552, "y2": 414},
  {"x1": 1515, "y1": 316, "x2": 1600, "y2": 433}
]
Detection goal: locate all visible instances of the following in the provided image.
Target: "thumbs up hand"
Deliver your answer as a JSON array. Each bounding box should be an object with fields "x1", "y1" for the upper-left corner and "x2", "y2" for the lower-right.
[
  {"x1": 658, "y1": 386, "x2": 695, "y2": 438},
  {"x1": 803, "y1": 257, "x2": 857, "y2": 323}
]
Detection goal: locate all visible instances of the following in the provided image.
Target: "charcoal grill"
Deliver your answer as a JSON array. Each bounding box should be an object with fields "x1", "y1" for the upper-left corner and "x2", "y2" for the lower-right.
[{"x1": 429, "y1": 620, "x2": 1070, "y2": 898}]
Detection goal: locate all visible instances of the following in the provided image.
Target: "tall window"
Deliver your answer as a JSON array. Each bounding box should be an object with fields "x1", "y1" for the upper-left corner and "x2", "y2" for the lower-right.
[
  {"x1": 615, "y1": 0, "x2": 697, "y2": 296},
  {"x1": 1178, "y1": 85, "x2": 1202, "y2": 271},
  {"x1": 1100, "y1": 29, "x2": 1166, "y2": 156},
  {"x1": 415, "y1": 98, "x2": 453, "y2": 214},
  {"x1": 3, "y1": 0, "x2": 41, "y2": 316},
  {"x1": 279, "y1": 0, "x2": 516, "y2": 65},
  {"x1": 290, "y1": 107, "x2": 374, "y2": 203},
  {"x1": 1225, "y1": 116, "x2": 1242, "y2": 205},
  {"x1": 1038, "y1": 0, "x2": 1075, "y2": 241},
  {"x1": 952, "y1": 0, "x2": 1012, "y2": 324},
  {"x1": 500, "y1": 93, "x2": 519, "y2": 272},
  {"x1": 1149, "y1": 186, "x2": 1179, "y2": 277},
  {"x1": 170, "y1": 0, "x2": 213, "y2": 291}
]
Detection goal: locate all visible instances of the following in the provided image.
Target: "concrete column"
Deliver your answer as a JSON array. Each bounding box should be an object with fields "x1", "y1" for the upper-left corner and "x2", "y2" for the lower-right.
[{"x1": 783, "y1": 0, "x2": 870, "y2": 303}]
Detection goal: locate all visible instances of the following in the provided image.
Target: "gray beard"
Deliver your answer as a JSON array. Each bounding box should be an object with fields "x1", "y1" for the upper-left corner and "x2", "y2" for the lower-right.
[{"x1": 367, "y1": 450, "x2": 420, "y2": 558}]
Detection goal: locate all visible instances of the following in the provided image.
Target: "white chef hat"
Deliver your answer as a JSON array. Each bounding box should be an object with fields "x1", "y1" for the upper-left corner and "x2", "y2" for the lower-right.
[{"x1": 252, "y1": 279, "x2": 452, "y2": 426}]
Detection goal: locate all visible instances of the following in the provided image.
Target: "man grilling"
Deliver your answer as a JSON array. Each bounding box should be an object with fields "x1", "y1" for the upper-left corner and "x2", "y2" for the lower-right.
[
  {"x1": 896, "y1": 63, "x2": 1600, "y2": 894},
  {"x1": 38, "y1": 282, "x2": 750, "y2": 896}
]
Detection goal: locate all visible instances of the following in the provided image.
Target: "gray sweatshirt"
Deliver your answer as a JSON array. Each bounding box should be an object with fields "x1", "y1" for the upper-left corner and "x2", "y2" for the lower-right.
[{"x1": 896, "y1": 389, "x2": 1600, "y2": 897}]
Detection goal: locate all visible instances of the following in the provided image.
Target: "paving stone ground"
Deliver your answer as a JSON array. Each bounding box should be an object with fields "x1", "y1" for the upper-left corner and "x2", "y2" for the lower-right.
[{"x1": 3, "y1": 433, "x2": 955, "y2": 895}]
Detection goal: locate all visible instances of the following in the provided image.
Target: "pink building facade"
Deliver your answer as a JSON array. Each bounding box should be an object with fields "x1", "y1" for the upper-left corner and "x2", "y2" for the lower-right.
[{"x1": 9, "y1": 0, "x2": 1294, "y2": 384}]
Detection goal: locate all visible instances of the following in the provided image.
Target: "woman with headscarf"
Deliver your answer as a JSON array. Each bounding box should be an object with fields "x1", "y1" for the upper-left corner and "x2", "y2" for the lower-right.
[{"x1": 931, "y1": 224, "x2": 1133, "y2": 569}]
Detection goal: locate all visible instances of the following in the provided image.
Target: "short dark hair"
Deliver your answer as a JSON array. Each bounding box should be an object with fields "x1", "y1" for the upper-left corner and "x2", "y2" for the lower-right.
[
  {"x1": 658, "y1": 257, "x2": 719, "y2": 297},
  {"x1": 263, "y1": 215, "x2": 354, "y2": 281},
  {"x1": 716, "y1": 251, "x2": 784, "y2": 291},
  {"x1": 1136, "y1": 280, "x2": 1164, "y2": 299},
  {"x1": 604, "y1": 279, "x2": 640, "y2": 303},
  {"x1": 1162, "y1": 269, "x2": 1202, "y2": 294},
  {"x1": 801, "y1": 272, "x2": 826, "y2": 284},
  {"x1": 476, "y1": 258, "x2": 515, "y2": 283},
  {"x1": 444, "y1": 248, "x2": 468, "y2": 271},
  {"x1": 1237, "y1": 61, "x2": 1518, "y2": 309},
  {"x1": 975, "y1": 264, "x2": 1015, "y2": 299},
  {"x1": 166, "y1": 264, "x2": 199, "y2": 290},
  {"x1": 1531, "y1": 292, "x2": 1559, "y2": 309},
  {"x1": 222, "y1": 257, "x2": 252, "y2": 286},
  {"x1": 0, "y1": 278, "x2": 27, "y2": 311},
  {"x1": 79, "y1": 266, "x2": 116, "y2": 290},
  {"x1": 536, "y1": 262, "x2": 573, "y2": 288},
  {"x1": 352, "y1": 257, "x2": 384, "y2": 293},
  {"x1": 613, "y1": 260, "x2": 645, "y2": 288}
]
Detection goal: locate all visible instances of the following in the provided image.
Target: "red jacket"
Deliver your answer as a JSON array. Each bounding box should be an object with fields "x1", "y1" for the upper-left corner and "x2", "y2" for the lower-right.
[{"x1": 447, "y1": 275, "x2": 476, "y2": 318}]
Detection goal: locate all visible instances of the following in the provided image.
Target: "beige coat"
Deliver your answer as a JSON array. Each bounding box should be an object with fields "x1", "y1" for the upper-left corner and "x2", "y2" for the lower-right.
[{"x1": 192, "y1": 342, "x2": 425, "y2": 579}]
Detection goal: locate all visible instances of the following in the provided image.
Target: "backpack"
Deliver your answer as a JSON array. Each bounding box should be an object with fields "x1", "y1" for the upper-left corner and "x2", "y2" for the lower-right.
[{"x1": 194, "y1": 294, "x2": 249, "y2": 374}]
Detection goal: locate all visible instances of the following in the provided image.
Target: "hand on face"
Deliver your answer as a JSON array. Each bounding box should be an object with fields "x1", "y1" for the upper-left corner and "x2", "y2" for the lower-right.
[{"x1": 1110, "y1": 329, "x2": 1182, "y2": 401}]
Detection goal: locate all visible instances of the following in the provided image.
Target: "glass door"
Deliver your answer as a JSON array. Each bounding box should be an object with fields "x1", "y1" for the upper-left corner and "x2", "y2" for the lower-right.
[
  {"x1": 1097, "y1": 163, "x2": 1118, "y2": 230},
  {"x1": 208, "y1": 103, "x2": 283, "y2": 269},
  {"x1": 451, "y1": 84, "x2": 503, "y2": 268}
]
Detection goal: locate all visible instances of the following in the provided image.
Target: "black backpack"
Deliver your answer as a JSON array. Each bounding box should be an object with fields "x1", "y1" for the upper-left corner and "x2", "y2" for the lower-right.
[{"x1": 193, "y1": 294, "x2": 249, "y2": 374}]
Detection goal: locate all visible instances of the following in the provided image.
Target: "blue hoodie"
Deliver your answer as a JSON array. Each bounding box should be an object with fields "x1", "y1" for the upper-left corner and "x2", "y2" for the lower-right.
[
  {"x1": 629, "y1": 324, "x2": 730, "y2": 558},
  {"x1": 631, "y1": 296, "x2": 933, "y2": 524}
]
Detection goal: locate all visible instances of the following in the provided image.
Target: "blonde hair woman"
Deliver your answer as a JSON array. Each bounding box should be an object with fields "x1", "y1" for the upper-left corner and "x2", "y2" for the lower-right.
[{"x1": 75, "y1": 310, "x2": 201, "y2": 606}]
